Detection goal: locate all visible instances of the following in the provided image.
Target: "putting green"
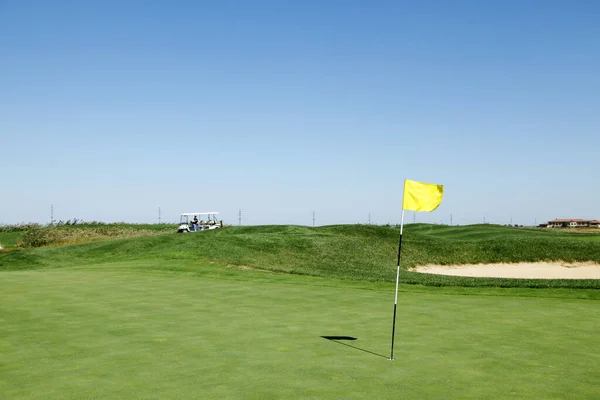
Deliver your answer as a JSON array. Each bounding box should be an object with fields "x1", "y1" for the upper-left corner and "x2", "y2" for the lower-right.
[{"x1": 1, "y1": 263, "x2": 599, "y2": 399}]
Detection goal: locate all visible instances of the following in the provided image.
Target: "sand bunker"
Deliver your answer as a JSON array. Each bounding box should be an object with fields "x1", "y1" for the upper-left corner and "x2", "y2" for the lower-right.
[{"x1": 414, "y1": 262, "x2": 600, "y2": 279}]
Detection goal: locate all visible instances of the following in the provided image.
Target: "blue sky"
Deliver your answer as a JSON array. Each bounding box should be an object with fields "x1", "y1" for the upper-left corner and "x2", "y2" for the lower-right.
[{"x1": 2, "y1": 0, "x2": 599, "y2": 226}]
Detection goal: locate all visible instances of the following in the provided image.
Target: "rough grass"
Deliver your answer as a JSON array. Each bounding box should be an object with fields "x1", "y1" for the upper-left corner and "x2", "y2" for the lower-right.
[{"x1": 1, "y1": 224, "x2": 599, "y2": 289}]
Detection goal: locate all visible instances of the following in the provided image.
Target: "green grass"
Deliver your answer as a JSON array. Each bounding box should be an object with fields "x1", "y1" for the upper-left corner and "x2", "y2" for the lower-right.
[
  {"x1": 2, "y1": 224, "x2": 599, "y2": 288},
  {"x1": 1, "y1": 263, "x2": 599, "y2": 399},
  {"x1": 2, "y1": 225, "x2": 599, "y2": 398},
  {"x1": 0, "y1": 232, "x2": 24, "y2": 248}
]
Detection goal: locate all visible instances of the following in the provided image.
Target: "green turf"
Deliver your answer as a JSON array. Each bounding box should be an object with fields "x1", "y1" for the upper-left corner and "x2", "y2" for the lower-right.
[
  {"x1": 2, "y1": 224, "x2": 599, "y2": 288},
  {"x1": 2, "y1": 224, "x2": 599, "y2": 398},
  {"x1": 1, "y1": 262, "x2": 599, "y2": 399}
]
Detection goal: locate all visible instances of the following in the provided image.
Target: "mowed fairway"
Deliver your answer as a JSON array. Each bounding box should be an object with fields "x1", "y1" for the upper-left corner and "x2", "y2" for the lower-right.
[{"x1": 1, "y1": 261, "x2": 599, "y2": 399}]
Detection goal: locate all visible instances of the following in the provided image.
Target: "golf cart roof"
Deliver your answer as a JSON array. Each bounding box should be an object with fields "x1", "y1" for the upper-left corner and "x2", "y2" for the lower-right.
[{"x1": 180, "y1": 212, "x2": 219, "y2": 216}]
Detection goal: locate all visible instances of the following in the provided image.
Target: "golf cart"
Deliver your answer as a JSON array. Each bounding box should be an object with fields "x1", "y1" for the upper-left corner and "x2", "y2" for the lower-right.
[{"x1": 177, "y1": 212, "x2": 223, "y2": 233}]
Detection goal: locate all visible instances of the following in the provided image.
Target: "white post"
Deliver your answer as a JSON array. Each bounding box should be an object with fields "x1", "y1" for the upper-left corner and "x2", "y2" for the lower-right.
[{"x1": 389, "y1": 209, "x2": 405, "y2": 360}]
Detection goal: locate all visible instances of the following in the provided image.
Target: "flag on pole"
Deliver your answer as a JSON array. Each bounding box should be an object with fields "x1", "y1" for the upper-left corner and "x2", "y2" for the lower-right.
[
  {"x1": 402, "y1": 179, "x2": 444, "y2": 212},
  {"x1": 389, "y1": 178, "x2": 444, "y2": 360}
]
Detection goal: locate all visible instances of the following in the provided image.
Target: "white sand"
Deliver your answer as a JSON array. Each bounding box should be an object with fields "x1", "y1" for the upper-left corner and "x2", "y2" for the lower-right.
[{"x1": 413, "y1": 262, "x2": 600, "y2": 279}]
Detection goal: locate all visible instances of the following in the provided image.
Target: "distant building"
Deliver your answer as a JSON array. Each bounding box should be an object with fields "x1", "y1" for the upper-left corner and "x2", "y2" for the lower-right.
[{"x1": 541, "y1": 219, "x2": 600, "y2": 228}]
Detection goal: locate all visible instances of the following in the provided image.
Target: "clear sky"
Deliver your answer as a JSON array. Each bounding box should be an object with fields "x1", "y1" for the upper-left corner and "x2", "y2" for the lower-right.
[{"x1": 2, "y1": 0, "x2": 599, "y2": 226}]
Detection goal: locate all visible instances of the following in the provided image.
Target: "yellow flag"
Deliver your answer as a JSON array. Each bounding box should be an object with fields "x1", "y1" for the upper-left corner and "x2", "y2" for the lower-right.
[{"x1": 402, "y1": 179, "x2": 444, "y2": 212}]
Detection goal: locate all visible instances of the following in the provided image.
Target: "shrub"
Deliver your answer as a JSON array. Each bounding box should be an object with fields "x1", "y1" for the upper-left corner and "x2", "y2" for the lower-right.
[
  {"x1": 20, "y1": 226, "x2": 60, "y2": 247},
  {"x1": 19, "y1": 225, "x2": 173, "y2": 247}
]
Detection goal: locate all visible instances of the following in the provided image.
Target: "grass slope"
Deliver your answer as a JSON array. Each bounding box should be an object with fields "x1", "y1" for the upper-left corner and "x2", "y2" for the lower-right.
[
  {"x1": 1, "y1": 266, "x2": 599, "y2": 399},
  {"x1": 1, "y1": 224, "x2": 599, "y2": 288}
]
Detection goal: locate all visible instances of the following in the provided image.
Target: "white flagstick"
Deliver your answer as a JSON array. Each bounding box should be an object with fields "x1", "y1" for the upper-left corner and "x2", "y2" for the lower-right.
[{"x1": 389, "y1": 208, "x2": 405, "y2": 360}]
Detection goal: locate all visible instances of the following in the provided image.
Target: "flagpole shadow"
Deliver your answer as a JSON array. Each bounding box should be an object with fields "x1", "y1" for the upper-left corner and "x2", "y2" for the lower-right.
[{"x1": 320, "y1": 336, "x2": 388, "y2": 359}]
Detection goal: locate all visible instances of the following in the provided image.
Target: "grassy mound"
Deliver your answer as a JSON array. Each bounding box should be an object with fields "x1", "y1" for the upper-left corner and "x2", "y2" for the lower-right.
[{"x1": 1, "y1": 224, "x2": 599, "y2": 288}]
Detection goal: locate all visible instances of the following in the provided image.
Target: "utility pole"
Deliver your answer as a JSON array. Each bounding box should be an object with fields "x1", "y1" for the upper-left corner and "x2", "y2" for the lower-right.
[
  {"x1": 450, "y1": 213, "x2": 453, "y2": 226},
  {"x1": 368, "y1": 212, "x2": 371, "y2": 225},
  {"x1": 158, "y1": 207, "x2": 161, "y2": 224},
  {"x1": 312, "y1": 211, "x2": 315, "y2": 227},
  {"x1": 50, "y1": 204, "x2": 54, "y2": 226},
  {"x1": 510, "y1": 217, "x2": 513, "y2": 226},
  {"x1": 483, "y1": 216, "x2": 486, "y2": 224},
  {"x1": 413, "y1": 212, "x2": 416, "y2": 224},
  {"x1": 238, "y1": 209, "x2": 242, "y2": 226}
]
